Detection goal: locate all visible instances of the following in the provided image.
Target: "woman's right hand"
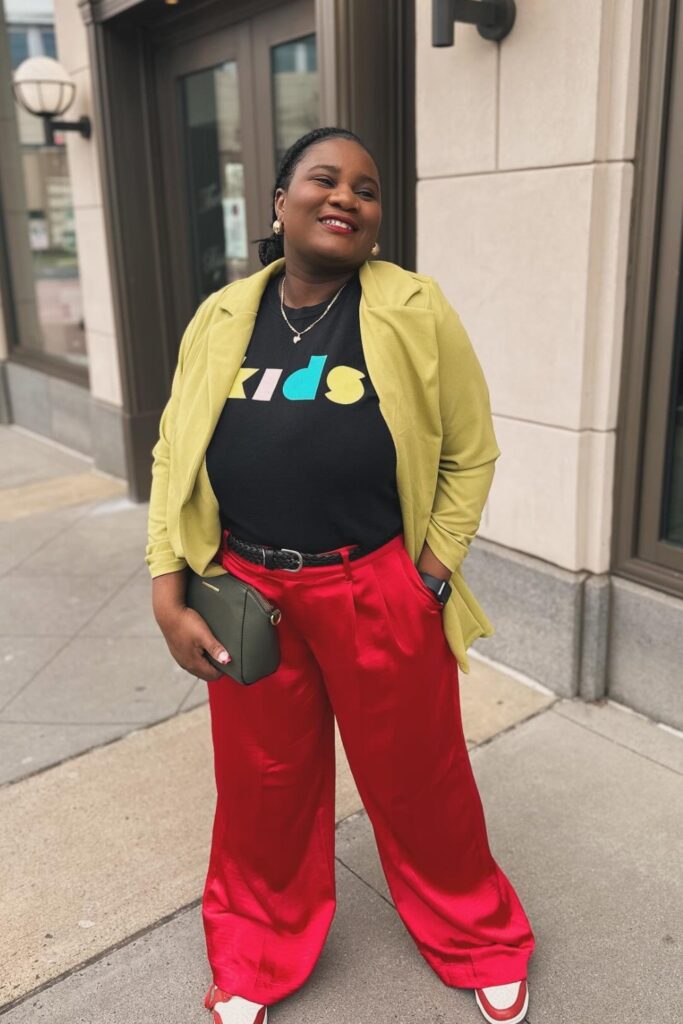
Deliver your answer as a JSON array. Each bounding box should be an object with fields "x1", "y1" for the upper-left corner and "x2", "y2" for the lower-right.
[
  {"x1": 152, "y1": 570, "x2": 232, "y2": 681},
  {"x1": 159, "y1": 605, "x2": 232, "y2": 681}
]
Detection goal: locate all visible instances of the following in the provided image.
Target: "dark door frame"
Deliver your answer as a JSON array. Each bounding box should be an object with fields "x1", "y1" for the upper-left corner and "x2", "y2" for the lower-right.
[
  {"x1": 78, "y1": 0, "x2": 416, "y2": 501},
  {"x1": 154, "y1": 17, "x2": 260, "y2": 335},
  {"x1": 155, "y1": 0, "x2": 317, "y2": 341},
  {"x1": 612, "y1": 0, "x2": 683, "y2": 597}
]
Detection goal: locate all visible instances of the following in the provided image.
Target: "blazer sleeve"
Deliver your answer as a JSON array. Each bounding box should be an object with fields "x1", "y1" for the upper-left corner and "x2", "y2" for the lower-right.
[
  {"x1": 423, "y1": 279, "x2": 502, "y2": 576},
  {"x1": 144, "y1": 301, "x2": 206, "y2": 578}
]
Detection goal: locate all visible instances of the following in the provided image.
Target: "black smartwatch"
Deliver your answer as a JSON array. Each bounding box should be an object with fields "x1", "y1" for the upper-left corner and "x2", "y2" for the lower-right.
[{"x1": 417, "y1": 571, "x2": 452, "y2": 608}]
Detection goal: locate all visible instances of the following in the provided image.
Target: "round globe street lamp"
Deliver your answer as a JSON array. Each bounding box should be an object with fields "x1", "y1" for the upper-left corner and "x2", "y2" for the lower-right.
[{"x1": 12, "y1": 56, "x2": 91, "y2": 144}]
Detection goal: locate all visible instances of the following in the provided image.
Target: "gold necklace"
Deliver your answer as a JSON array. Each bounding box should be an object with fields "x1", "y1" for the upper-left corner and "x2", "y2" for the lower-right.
[{"x1": 278, "y1": 273, "x2": 350, "y2": 343}]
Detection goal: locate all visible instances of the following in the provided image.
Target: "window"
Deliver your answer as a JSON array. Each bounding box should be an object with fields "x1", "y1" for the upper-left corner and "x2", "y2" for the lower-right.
[
  {"x1": 180, "y1": 60, "x2": 248, "y2": 297},
  {"x1": 9, "y1": 27, "x2": 29, "y2": 67},
  {"x1": 614, "y1": 0, "x2": 683, "y2": 589},
  {"x1": 270, "y1": 34, "x2": 318, "y2": 172},
  {"x1": 660, "y1": 243, "x2": 683, "y2": 548},
  {"x1": 2, "y1": 3, "x2": 87, "y2": 373}
]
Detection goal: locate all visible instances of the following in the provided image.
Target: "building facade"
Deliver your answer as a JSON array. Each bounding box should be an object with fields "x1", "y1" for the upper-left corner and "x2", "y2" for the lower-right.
[{"x1": 0, "y1": 0, "x2": 681, "y2": 727}]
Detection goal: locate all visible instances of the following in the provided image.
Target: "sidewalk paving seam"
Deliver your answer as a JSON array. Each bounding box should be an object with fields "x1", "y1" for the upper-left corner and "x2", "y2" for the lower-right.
[
  {"x1": 0, "y1": 807, "x2": 387, "y2": 1016},
  {"x1": 550, "y1": 703, "x2": 683, "y2": 777},
  {"x1": 0, "y1": 718, "x2": 152, "y2": 726},
  {"x1": 0, "y1": 500, "x2": 115, "y2": 715},
  {"x1": 0, "y1": 632, "x2": 79, "y2": 715},
  {"x1": 7, "y1": 698, "x2": 674, "y2": 1015},
  {"x1": 0, "y1": 700, "x2": 202, "y2": 793},
  {"x1": 467, "y1": 699, "x2": 559, "y2": 753},
  {"x1": 3, "y1": 497, "x2": 106, "y2": 570},
  {"x1": 334, "y1": 851, "x2": 395, "y2": 910},
  {"x1": 468, "y1": 649, "x2": 557, "y2": 697},
  {"x1": 0, "y1": 686, "x2": 553, "y2": 793},
  {"x1": 607, "y1": 698, "x2": 683, "y2": 742},
  {"x1": 175, "y1": 676, "x2": 204, "y2": 716},
  {"x1": 0, "y1": 897, "x2": 205, "y2": 1017},
  {"x1": 8, "y1": 425, "x2": 97, "y2": 466},
  {"x1": 177, "y1": 679, "x2": 204, "y2": 714},
  {"x1": 0, "y1": 560, "x2": 141, "y2": 719},
  {"x1": 2, "y1": 509, "x2": 198, "y2": 730},
  {"x1": 3, "y1": 575, "x2": 140, "y2": 582}
]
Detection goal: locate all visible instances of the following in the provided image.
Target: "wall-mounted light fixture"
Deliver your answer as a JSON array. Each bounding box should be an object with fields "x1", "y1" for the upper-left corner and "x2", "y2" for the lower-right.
[
  {"x1": 432, "y1": 0, "x2": 516, "y2": 46},
  {"x1": 12, "y1": 57, "x2": 91, "y2": 144}
]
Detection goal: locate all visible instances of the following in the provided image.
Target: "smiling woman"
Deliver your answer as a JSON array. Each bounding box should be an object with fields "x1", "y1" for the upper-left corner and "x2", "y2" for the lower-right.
[
  {"x1": 147, "y1": 125, "x2": 534, "y2": 1024},
  {"x1": 255, "y1": 127, "x2": 383, "y2": 308}
]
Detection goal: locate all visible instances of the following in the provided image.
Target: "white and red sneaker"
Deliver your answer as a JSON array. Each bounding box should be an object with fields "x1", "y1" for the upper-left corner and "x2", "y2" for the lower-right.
[
  {"x1": 474, "y1": 979, "x2": 529, "y2": 1023},
  {"x1": 204, "y1": 982, "x2": 268, "y2": 1024}
]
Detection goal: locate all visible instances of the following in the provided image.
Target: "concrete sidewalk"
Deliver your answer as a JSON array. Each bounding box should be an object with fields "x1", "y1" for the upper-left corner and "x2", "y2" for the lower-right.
[{"x1": 1, "y1": 425, "x2": 681, "y2": 1024}]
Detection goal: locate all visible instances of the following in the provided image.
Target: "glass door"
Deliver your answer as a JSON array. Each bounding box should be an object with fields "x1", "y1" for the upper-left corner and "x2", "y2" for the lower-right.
[
  {"x1": 660, "y1": 238, "x2": 683, "y2": 548},
  {"x1": 251, "y1": 1, "x2": 319, "y2": 185},
  {"x1": 154, "y1": 1, "x2": 317, "y2": 342},
  {"x1": 180, "y1": 58, "x2": 248, "y2": 293},
  {"x1": 155, "y1": 20, "x2": 258, "y2": 328},
  {"x1": 628, "y1": 0, "x2": 683, "y2": 580}
]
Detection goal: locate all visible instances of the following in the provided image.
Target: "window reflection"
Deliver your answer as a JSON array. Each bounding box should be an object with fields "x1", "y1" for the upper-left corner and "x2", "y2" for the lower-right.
[
  {"x1": 662, "y1": 252, "x2": 683, "y2": 547},
  {"x1": 181, "y1": 60, "x2": 248, "y2": 300},
  {"x1": 6, "y1": 0, "x2": 86, "y2": 369},
  {"x1": 271, "y1": 34, "x2": 318, "y2": 172}
]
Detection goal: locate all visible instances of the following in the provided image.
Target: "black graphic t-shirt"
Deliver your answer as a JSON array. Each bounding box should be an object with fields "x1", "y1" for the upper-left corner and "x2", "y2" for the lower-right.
[{"x1": 205, "y1": 266, "x2": 404, "y2": 553}]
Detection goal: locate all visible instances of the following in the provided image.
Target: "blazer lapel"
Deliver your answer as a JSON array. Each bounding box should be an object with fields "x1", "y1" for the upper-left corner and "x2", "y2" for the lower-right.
[
  {"x1": 357, "y1": 260, "x2": 441, "y2": 442},
  {"x1": 181, "y1": 256, "x2": 442, "y2": 556},
  {"x1": 358, "y1": 260, "x2": 442, "y2": 557},
  {"x1": 178, "y1": 260, "x2": 286, "y2": 507},
  {"x1": 203, "y1": 256, "x2": 435, "y2": 437},
  {"x1": 206, "y1": 258, "x2": 286, "y2": 427}
]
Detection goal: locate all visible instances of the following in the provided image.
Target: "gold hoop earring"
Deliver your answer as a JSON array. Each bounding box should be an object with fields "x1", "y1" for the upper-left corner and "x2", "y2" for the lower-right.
[
  {"x1": 272, "y1": 219, "x2": 283, "y2": 235},
  {"x1": 371, "y1": 241, "x2": 380, "y2": 257}
]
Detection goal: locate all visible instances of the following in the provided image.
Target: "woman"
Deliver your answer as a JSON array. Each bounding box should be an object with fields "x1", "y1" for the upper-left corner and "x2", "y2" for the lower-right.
[{"x1": 146, "y1": 126, "x2": 535, "y2": 1024}]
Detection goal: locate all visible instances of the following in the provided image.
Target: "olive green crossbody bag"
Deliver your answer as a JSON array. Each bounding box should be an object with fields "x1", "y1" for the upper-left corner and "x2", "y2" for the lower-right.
[{"x1": 185, "y1": 570, "x2": 282, "y2": 686}]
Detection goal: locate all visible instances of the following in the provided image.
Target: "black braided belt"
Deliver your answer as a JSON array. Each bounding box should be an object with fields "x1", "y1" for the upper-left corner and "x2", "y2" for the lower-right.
[{"x1": 227, "y1": 532, "x2": 369, "y2": 571}]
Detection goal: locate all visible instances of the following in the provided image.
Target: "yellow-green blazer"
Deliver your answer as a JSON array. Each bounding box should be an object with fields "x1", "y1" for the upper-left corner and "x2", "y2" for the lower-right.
[{"x1": 145, "y1": 256, "x2": 501, "y2": 674}]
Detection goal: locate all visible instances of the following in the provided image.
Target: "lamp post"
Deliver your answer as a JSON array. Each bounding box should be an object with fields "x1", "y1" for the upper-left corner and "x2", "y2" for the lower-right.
[{"x1": 12, "y1": 56, "x2": 91, "y2": 144}]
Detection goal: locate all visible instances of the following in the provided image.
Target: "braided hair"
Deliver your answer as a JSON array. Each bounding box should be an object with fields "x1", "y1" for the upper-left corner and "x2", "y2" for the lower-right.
[{"x1": 254, "y1": 126, "x2": 378, "y2": 266}]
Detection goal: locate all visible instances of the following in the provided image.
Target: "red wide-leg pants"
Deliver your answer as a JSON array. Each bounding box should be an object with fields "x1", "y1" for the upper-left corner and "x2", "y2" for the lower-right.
[{"x1": 202, "y1": 530, "x2": 535, "y2": 1006}]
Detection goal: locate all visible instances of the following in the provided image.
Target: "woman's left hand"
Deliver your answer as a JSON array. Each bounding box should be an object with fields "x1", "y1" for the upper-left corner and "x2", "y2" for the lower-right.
[{"x1": 417, "y1": 541, "x2": 450, "y2": 581}]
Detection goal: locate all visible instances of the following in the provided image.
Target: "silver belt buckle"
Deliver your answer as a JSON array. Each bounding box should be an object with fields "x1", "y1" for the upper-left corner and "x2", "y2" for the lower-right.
[{"x1": 280, "y1": 547, "x2": 304, "y2": 571}]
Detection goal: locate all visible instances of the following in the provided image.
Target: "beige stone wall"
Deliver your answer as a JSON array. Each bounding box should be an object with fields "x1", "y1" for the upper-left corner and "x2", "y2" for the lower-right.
[
  {"x1": 415, "y1": 0, "x2": 644, "y2": 575},
  {"x1": 53, "y1": 0, "x2": 122, "y2": 406}
]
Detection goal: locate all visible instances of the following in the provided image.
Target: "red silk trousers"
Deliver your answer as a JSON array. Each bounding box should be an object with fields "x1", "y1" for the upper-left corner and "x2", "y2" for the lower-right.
[{"x1": 202, "y1": 530, "x2": 535, "y2": 1006}]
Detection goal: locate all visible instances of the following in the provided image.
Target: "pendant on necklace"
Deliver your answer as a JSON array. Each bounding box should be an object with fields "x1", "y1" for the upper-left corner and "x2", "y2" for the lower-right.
[{"x1": 293, "y1": 334, "x2": 301, "y2": 343}]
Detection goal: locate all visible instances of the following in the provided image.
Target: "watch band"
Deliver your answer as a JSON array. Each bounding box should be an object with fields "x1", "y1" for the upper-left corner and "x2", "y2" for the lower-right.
[{"x1": 417, "y1": 571, "x2": 452, "y2": 606}]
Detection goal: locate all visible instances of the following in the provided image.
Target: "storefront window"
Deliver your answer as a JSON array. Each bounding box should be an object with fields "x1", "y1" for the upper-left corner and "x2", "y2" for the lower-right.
[
  {"x1": 613, "y1": 1, "x2": 683, "y2": 587},
  {"x1": 662, "y1": 246, "x2": 683, "y2": 547},
  {"x1": 3, "y1": 0, "x2": 86, "y2": 370}
]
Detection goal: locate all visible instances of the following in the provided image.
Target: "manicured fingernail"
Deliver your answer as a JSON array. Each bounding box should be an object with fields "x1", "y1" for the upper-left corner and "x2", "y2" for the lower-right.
[{"x1": 217, "y1": 651, "x2": 228, "y2": 664}]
